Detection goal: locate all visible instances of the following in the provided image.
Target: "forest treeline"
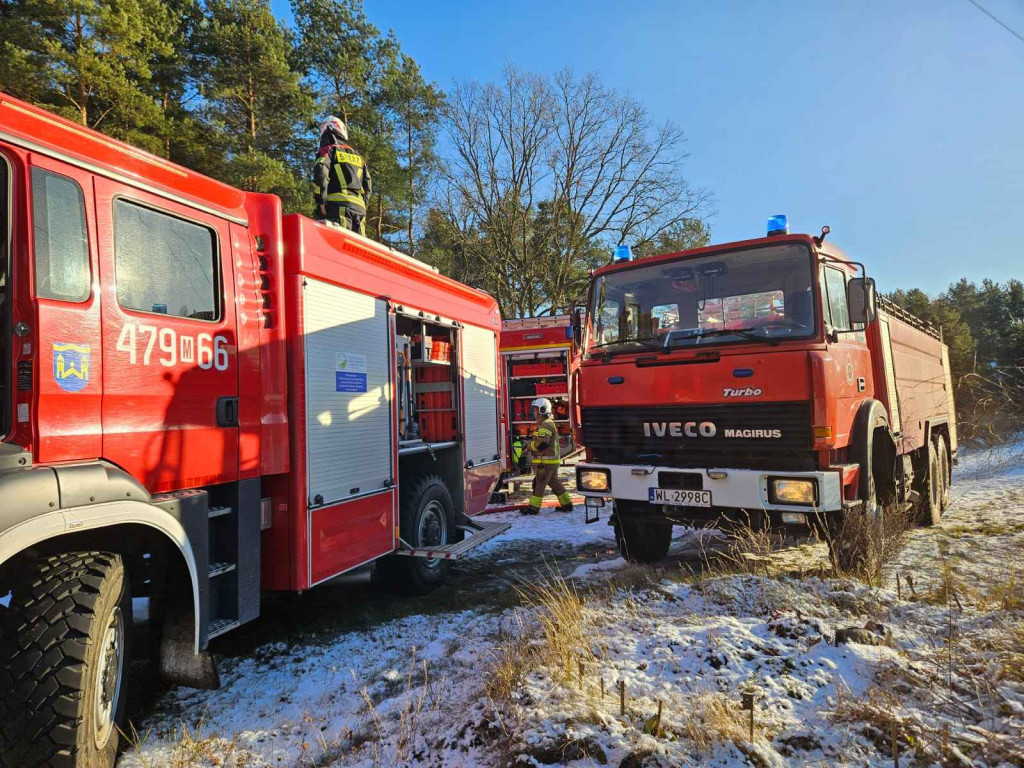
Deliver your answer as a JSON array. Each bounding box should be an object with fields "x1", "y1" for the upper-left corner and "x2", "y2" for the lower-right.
[
  {"x1": 889, "y1": 279, "x2": 1024, "y2": 442},
  {"x1": 0, "y1": 0, "x2": 710, "y2": 318}
]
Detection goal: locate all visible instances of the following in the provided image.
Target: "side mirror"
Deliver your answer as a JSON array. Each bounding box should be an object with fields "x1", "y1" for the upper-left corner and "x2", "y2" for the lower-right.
[
  {"x1": 848, "y1": 277, "x2": 877, "y2": 324},
  {"x1": 571, "y1": 305, "x2": 586, "y2": 345}
]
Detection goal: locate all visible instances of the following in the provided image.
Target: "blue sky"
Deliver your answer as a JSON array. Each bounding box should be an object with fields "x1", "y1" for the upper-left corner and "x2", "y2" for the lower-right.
[{"x1": 273, "y1": 0, "x2": 1024, "y2": 295}]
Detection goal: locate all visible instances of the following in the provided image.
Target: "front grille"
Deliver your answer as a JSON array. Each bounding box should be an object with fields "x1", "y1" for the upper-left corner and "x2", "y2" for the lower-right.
[{"x1": 581, "y1": 401, "x2": 815, "y2": 471}]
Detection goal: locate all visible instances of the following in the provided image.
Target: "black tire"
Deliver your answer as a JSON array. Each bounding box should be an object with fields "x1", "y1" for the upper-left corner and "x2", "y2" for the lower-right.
[
  {"x1": 0, "y1": 552, "x2": 132, "y2": 768},
  {"x1": 919, "y1": 437, "x2": 942, "y2": 527},
  {"x1": 376, "y1": 475, "x2": 454, "y2": 595},
  {"x1": 935, "y1": 434, "x2": 951, "y2": 510},
  {"x1": 614, "y1": 508, "x2": 672, "y2": 564}
]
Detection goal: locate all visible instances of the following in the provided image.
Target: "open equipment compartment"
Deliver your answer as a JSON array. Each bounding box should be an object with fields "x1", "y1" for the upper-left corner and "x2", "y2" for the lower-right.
[
  {"x1": 501, "y1": 315, "x2": 581, "y2": 471},
  {"x1": 395, "y1": 309, "x2": 459, "y2": 448}
]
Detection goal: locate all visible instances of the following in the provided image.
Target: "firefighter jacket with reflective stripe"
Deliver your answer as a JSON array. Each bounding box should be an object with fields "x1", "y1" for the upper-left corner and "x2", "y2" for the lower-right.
[
  {"x1": 530, "y1": 418, "x2": 561, "y2": 465},
  {"x1": 311, "y1": 144, "x2": 372, "y2": 211}
]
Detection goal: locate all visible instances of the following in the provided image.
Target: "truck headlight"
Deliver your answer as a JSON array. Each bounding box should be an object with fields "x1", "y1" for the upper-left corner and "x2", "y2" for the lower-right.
[
  {"x1": 770, "y1": 478, "x2": 817, "y2": 505},
  {"x1": 577, "y1": 468, "x2": 610, "y2": 492}
]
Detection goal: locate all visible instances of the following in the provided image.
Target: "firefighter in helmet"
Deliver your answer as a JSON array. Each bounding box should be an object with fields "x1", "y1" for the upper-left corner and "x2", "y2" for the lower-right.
[
  {"x1": 523, "y1": 398, "x2": 574, "y2": 515},
  {"x1": 311, "y1": 116, "x2": 372, "y2": 235}
]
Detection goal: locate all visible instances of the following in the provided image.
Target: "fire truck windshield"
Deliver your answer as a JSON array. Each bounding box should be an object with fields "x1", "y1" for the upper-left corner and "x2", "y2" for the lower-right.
[{"x1": 587, "y1": 243, "x2": 817, "y2": 355}]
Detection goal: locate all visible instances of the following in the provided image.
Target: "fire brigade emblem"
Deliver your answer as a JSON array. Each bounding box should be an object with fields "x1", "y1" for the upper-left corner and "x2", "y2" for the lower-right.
[{"x1": 53, "y1": 342, "x2": 91, "y2": 392}]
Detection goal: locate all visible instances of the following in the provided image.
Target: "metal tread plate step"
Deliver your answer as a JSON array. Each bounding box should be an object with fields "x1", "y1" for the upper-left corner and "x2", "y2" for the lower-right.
[
  {"x1": 208, "y1": 562, "x2": 237, "y2": 578},
  {"x1": 396, "y1": 520, "x2": 511, "y2": 560},
  {"x1": 208, "y1": 617, "x2": 241, "y2": 639}
]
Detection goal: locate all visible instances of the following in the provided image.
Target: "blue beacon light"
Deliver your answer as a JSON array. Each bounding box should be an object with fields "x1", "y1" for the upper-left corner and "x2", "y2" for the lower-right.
[
  {"x1": 767, "y1": 215, "x2": 788, "y2": 236},
  {"x1": 613, "y1": 244, "x2": 634, "y2": 262}
]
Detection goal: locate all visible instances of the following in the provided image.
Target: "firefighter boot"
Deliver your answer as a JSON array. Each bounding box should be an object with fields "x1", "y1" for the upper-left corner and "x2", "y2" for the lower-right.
[
  {"x1": 556, "y1": 492, "x2": 574, "y2": 513},
  {"x1": 522, "y1": 494, "x2": 543, "y2": 516}
]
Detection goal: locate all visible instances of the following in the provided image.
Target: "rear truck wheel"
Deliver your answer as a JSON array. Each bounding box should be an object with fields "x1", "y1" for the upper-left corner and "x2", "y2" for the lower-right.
[
  {"x1": 0, "y1": 552, "x2": 132, "y2": 768},
  {"x1": 935, "y1": 434, "x2": 951, "y2": 510},
  {"x1": 613, "y1": 503, "x2": 672, "y2": 563},
  {"x1": 919, "y1": 437, "x2": 942, "y2": 527},
  {"x1": 376, "y1": 475, "x2": 454, "y2": 595}
]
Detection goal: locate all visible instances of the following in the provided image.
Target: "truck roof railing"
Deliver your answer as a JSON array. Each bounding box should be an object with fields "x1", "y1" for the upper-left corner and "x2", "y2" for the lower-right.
[{"x1": 878, "y1": 295, "x2": 942, "y2": 341}]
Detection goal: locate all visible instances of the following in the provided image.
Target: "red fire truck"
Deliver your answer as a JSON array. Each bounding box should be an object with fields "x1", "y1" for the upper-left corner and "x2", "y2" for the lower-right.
[
  {"x1": 0, "y1": 93, "x2": 508, "y2": 767},
  {"x1": 574, "y1": 219, "x2": 956, "y2": 567},
  {"x1": 500, "y1": 315, "x2": 581, "y2": 472}
]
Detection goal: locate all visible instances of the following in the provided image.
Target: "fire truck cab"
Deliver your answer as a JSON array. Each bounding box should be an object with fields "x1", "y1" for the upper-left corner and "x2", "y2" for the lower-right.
[
  {"x1": 0, "y1": 93, "x2": 507, "y2": 767},
  {"x1": 575, "y1": 221, "x2": 956, "y2": 567}
]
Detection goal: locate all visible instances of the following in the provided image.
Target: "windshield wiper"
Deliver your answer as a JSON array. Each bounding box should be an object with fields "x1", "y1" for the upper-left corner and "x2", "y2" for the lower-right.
[
  {"x1": 665, "y1": 327, "x2": 780, "y2": 348},
  {"x1": 588, "y1": 338, "x2": 662, "y2": 356}
]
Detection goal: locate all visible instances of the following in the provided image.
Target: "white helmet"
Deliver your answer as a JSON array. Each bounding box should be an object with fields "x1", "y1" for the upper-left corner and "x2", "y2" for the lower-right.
[
  {"x1": 531, "y1": 398, "x2": 553, "y2": 415},
  {"x1": 319, "y1": 116, "x2": 348, "y2": 141}
]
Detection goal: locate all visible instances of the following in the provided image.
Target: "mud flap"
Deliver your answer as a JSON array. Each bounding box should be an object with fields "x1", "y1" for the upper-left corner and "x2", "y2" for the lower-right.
[{"x1": 158, "y1": 606, "x2": 220, "y2": 690}]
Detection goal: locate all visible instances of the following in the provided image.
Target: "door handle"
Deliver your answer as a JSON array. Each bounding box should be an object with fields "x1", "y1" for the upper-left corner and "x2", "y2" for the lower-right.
[{"x1": 216, "y1": 396, "x2": 239, "y2": 427}]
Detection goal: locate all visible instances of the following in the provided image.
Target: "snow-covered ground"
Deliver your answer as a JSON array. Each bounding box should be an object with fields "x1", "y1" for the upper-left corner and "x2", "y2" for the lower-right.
[{"x1": 118, "y1": 445, "x2": 1024, "y2": 767}]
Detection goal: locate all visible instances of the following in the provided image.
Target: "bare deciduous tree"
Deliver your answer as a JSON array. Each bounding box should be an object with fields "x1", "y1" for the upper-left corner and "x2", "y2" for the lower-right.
[{"x1": 431, "y1": 65, "x2": 711, "y2": 318}]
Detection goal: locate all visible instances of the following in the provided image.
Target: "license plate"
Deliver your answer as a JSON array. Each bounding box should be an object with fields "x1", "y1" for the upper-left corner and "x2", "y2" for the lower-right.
[{"x1": 649, "y1": 488, "x2": 712, "y2": 507}]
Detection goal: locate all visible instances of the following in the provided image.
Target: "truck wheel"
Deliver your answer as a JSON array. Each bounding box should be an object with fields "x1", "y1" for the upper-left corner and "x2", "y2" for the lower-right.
[
  {"x1": 614, "y1": 511, "x2": 672, "y2": 564},
  {"x1": 919, "y1": 438, "x2": 942, "y2": 527},
  {"x1": 376, "y1": 475, "x2": 453, "y2": 595},
  {"x1": 935, "y1": 434, "x2": 951, "y2": 510},
  {"x1": 0, "y1": 552, "x2": 132, "y2": 768}
]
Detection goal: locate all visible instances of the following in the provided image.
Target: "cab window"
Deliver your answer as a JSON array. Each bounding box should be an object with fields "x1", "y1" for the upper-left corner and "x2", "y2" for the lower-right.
[
  {"x1": 114, "y1": 200, "x2": 219, "y2": 320},
  {"x1": 824, "y1": 267, "x2": 851, "y2": 331},
  {"x1": 32, "y1": 168, "x2": 90, "y2": 302}
]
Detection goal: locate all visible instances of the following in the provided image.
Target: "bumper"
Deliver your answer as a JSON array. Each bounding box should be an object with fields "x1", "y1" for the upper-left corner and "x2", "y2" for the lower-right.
[{"x1": 576, "y1": 463, "x2": 843, "y2": 514}]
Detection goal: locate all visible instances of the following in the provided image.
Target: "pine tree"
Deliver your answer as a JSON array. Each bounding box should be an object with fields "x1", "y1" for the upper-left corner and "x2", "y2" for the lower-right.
[
  {"x1": 197, "y1": 0, "x2": 313, "y2": 210},
  {"x1": 0, "y1": 0, "x2": 176, "y2": 153},
  {"x1": 381, "y1": 53, "x2": 443, "y2": 255}
]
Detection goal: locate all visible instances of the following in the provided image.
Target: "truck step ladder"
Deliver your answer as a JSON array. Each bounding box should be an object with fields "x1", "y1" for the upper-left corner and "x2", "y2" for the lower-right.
[{"x1": 396, "y1": 518, "x2": 511, "y2": 559}]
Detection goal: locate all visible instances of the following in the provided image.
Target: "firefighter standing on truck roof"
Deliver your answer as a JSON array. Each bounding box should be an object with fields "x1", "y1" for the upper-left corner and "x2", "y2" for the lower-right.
[
  {"x1": 524, "y1": 398, "x2": 574, "y2": 515},
  {"x1": 311, "y1": 116, "x2": 372, "y2": 235}
]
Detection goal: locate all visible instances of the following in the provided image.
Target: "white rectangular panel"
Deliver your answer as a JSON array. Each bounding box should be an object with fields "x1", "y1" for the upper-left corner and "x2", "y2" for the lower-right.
[
  {"x1": 462, "y1": 324, "x2": 500, "y2": 466},
  {"x1": 303, "y1": 279, "x2": 393, "y2": 506}
]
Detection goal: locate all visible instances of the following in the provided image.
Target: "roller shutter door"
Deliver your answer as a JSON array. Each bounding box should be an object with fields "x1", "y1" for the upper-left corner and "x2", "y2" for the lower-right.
[
  {"x1": 303, "y1": 279, "x2": 393, "y2": 506},
  {"x1": 462, "y1": 324, "x2": 500, "y2": 467}
]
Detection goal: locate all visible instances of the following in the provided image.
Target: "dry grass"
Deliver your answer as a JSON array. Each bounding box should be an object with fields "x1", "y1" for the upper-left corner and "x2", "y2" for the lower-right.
[
  {"x1": 356, "y1": 653, "x2": 447, "y2": 768},
  {"x1": 677, "y1": 690, "x2": 762, "y2": 751},
  {"x1": 1004, "y1": 623, "x2": 1024, "y2": 682},
  {"x1": 484, "y1": 565, "x2": 593, "y2": 703},
  {"x1": 821, "y1": 502, "x2": 914, "y2": 587}
]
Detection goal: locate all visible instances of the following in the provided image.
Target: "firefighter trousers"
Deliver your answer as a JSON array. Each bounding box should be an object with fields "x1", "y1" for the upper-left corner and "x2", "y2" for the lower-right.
[
  {"x1": 527, "y1": 464, "x2": 573, "y2": 513},
  {"x1": 319, "y1": 202, "x2": 366, "y2": 236}
]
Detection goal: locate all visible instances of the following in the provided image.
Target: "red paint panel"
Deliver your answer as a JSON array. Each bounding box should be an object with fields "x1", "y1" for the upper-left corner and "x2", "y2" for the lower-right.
[
  {"x1": 94, "y1": 178, "x2": 240, "y2": 493},
  {"x1": 881, "y1": 314, "x2": 950, "y2": 454},
  {"x1": 243, "y1": 194, "x2": 289, "y2": 477},
  {"x1": 310, "y1": 491, "x2": 395, "y2": 584},
  {"x1": 464, "y1": 463, "x2": 501, "y2": 516},
  {"x1": 579, "y1": 348, "x2": 815, "y2": 408},
  {"x1": 28, "y1": 155, "x2": 103, "y2": 462}
]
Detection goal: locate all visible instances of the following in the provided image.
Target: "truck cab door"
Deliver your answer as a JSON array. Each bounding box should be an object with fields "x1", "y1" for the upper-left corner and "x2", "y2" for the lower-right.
[
  {"x1": 821, "y1": 264, "x2": 874, "y2": 444},
  {"x1": 95, "y1": 179, "x2": 240, "y2": 492},
  {"x1": 27, "y1": 156, "x2": 104, "y2": 462}
]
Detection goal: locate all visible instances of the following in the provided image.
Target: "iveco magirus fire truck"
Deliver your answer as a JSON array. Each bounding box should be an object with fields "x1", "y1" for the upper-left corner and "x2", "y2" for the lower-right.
[
  {"x1": 574, "y1": 216, "x2": 956, "y2": 566},
  {"x1": 0, "y1": 92, "x2": 509, "y2": 768}
]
